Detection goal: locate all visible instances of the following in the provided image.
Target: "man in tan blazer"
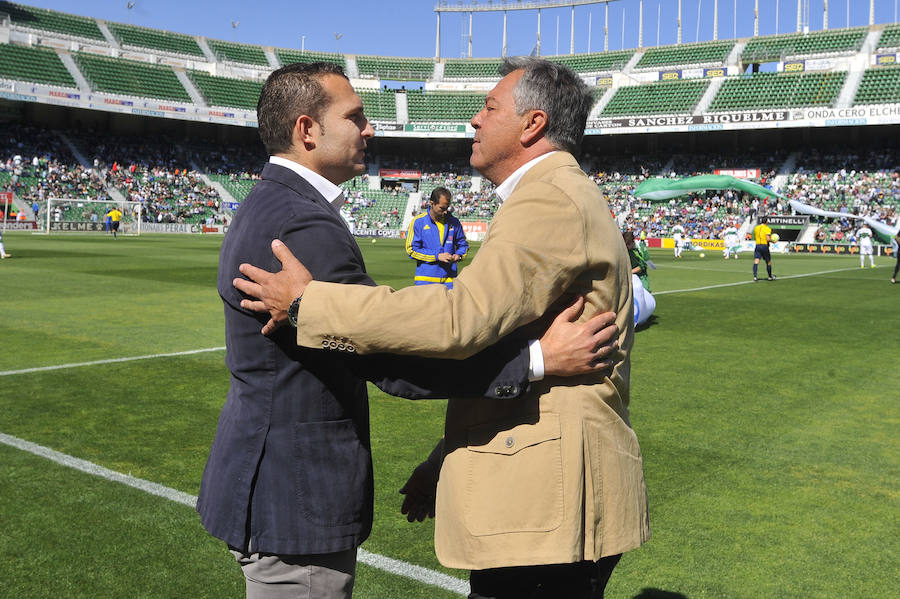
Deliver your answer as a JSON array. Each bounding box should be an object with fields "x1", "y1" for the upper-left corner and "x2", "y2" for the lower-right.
[{"x1": 235, "y1": 57, "x2": 650, "y2": 598}]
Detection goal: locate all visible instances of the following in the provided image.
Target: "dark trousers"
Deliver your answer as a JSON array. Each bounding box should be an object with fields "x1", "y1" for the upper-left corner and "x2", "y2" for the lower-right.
[{"x1": 468, "y1": 554, "x2": 622, "y2": 599}]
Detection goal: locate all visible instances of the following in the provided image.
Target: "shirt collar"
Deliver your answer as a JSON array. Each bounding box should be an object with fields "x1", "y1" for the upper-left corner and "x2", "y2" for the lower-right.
[
  {"x1": 493, "y1": 151, "x2": 557, "y2": 203},
  {"x1": 269, "y1": 156, "x2": 345, "y2": 207}
]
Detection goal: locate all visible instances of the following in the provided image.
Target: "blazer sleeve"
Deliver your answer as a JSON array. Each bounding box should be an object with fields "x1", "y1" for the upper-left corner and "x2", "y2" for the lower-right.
[
  {"x1": 296, "y1": 181, "x2": 589, "y2": 359},
  {"x1": 277, "y1": 203, "x2": 533, "y2": 399},
  {"x1": 348, "y1": 335, "x2": 531, "y2": 400}
]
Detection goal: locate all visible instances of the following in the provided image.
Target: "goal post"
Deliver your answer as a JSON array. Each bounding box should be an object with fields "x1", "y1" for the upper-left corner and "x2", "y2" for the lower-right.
[{"x1": 44, "y1": 198, "x2": 143, "y2": 236}]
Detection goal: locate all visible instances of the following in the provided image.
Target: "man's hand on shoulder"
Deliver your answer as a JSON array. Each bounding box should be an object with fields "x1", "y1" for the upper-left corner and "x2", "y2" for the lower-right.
[
  {"x1": 541, "y1": 296, "x2": 619, "y2": 377},
  {"x1": 234, "y1": 239, "x2": 313, "y2": 335}
]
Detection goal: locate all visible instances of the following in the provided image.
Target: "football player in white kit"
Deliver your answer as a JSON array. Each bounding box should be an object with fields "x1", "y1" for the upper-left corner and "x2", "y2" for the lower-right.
[
  {"x1": 856, "y1": 225, "x2": 875, "y2": 268},
  {"x1": 723, "y1": 225, "x2": 740, "y2": 259},
  {"x1": 672, "y1": 224, "x2": 685, "y2": 258}
]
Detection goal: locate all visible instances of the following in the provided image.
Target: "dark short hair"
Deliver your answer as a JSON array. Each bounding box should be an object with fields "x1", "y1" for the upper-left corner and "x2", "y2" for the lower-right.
[
  {"x1": 622, "y1": 230, "x2": 635, "y2": 245},
  {"x1": 499, "y1": 56, "x2": 594, "y2": 155},
  {"x1": 257, "y1": 62, "x2": 347, "y2": 156},
  {"x1": 760, "y1": 216, "x2": 768, "y2": 224},
  {"x1": 430, "y1": 187, "x2": 451, "y2": 204}
]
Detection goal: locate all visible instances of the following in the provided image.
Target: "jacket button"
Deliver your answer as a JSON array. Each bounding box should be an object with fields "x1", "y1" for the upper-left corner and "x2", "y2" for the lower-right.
[
  {"x1": 328, "y1": 341, "x2": 338, "y2": 349},
  {"x1": 346, "y1": 345, "x2": 355, "y2": 353},
  {"x1": 321, "y1": 340, "x2": 329, "y2": 348},
  {"x1": 505, "y1": 436, "x2": 514, "y2": 448},
  {"x1": 337, "y1": 343, "x2": 345, "y2": 351},
  {"x1": 509, "y1": 386, "x2": 518, "y2": 395}
]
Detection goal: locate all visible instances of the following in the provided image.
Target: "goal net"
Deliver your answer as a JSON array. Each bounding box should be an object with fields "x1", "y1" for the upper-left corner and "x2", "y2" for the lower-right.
[{"x1": 44, "y1": 198, "x2": 143, "y2": 236}]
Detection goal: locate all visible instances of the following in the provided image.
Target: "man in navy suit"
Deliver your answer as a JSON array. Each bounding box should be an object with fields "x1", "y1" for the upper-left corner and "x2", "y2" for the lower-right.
[{"x1": 197, "y1": 62, "x2": 619, "y2": 599}]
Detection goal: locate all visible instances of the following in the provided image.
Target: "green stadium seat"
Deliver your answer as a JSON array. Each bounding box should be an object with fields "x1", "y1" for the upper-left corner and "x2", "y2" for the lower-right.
[
  {"x1": 275, "y1": 49, "x2": 345, "y2": 68},
  {"x1": 106, "y1": 22, "x2": 204, "y2": 57},
  {"x1": 601, "y1": 79, "x2": 709, "y2": 116},
  {"x1": 356, "y1": 56, "x2": 434, "y2": 81},
  {"x1": 188, "y1": 70, "x2": 262, "y2": 110},
  {"x1": 741, "y1": 27, "x2": 867, "y2": 63},
  {"x1": 636, "y1": 40, "x2": 735, "y2": 69},
  {"x1": 854, "y1": 65, "x2": 900, "y2": 105},
  {"x1": 206, "y1": 39, "x2": 269, "y2": 66},
  {"x1": 0, "y1": 43, "x2": 77, "y2": 88},
  {"x1": 74, "y1": 53, "x2": 192, "y2": 102},
  {"x1": 0, "y1": 1, "x2": 104, "y2": 41}
]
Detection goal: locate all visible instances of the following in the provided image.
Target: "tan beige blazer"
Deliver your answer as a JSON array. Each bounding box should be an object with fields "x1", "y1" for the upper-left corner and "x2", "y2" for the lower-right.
[{"x1": 297, "y1": 152, "x2": 650, "y2": 569}]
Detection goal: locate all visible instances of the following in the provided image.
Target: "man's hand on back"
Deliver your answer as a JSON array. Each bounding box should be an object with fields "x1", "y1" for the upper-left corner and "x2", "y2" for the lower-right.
[{"x1": 234, "y1": 239, "x2": 312, "y2": 335}]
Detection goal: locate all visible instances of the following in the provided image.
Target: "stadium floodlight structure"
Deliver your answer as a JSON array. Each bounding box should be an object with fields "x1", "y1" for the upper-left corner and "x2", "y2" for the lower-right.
[
  {"x1": 44, "y1": 198, "x2": 143, "y2": 236},
  {"x1": 434, "y1": 0, "x2": 620, "y2": 59}
]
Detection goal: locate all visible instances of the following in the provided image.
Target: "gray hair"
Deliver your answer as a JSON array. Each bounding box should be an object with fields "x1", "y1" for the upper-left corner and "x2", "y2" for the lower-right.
[{"x1": 499, "y1": 56, "x2": 594, "y2": 155}]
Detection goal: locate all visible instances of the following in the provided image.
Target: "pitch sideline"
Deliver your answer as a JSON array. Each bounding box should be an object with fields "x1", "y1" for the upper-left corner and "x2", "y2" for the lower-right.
[
  {"x1": 654, "y1": 265, "x2": 866, "y2": 295},
  {"x1": 0, "y1": 346, "x2": 226, "y2": 377},
  {"x1": 0, "y1": 431, "x2": 469, "y2": 596}
]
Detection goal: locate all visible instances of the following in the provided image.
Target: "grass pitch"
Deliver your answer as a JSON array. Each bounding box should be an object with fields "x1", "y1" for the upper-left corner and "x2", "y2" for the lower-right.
[{"x1": 0, "y1": 232, "x2": 897, "y2": 598}]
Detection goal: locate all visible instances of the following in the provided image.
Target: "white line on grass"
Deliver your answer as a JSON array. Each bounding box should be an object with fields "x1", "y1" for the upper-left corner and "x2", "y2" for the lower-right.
[
  {"x1": 0, "y1": 431, "x2": 468, "y2": 596},
  {"x1": 654, "y1": 266, "x2": 865, "y2": 296},
  {"x1": 0, "y1": 347, "x2": 225, "y2": 377}
]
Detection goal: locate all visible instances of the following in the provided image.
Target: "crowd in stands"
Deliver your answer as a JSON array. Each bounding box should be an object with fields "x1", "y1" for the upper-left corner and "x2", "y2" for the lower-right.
[{"x1": 2, "y1": 122, "x2": 898, "y2": 240}]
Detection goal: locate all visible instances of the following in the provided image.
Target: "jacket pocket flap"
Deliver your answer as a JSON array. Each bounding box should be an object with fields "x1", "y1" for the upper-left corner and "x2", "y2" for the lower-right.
[{"x1": 467, "y1": 413, "x2": 561, "y2": 456}]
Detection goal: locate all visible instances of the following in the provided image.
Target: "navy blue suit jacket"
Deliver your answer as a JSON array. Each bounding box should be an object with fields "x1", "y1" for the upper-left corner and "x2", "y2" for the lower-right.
[{"x1": 197, "y1": 163, "x2": 533, "y2": 555}]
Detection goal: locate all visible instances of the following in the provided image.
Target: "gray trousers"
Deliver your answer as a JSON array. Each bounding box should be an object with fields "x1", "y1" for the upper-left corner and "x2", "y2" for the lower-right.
[{"x1": 230, "y1": 547, "x2": 357, "y2": 599}]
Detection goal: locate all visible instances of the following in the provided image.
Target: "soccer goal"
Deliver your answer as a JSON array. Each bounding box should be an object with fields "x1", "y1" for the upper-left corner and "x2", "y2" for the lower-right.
[{"x1": 44, "y1": 198, "x2": 143, "y2": 236}]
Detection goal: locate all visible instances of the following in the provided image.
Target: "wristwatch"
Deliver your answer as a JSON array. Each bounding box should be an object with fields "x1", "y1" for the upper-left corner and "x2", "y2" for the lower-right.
[{"x1": 287, "y1": 294, "x2": 303, "y2": 328}]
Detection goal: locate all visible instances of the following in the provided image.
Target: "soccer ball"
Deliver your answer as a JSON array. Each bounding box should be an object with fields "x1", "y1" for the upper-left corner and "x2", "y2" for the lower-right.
[
  {"x1": 371, "y1": 238, "x2": 377, "y2": 244},
  {"x1": 699, "y1": 252, "x2": 705, "y2": 258},
  {"x1": 770, "y1": 234, "x2": 780, "y2": 242}
]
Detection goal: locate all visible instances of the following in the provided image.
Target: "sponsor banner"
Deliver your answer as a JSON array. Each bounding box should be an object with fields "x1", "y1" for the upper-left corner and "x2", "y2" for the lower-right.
[
  {"x1": 223, "y1": 202, "x2": 241, "y2": 211},
  {"x1": 0, "y1": 81, "x2": 14, "y2": 92},
  {"x1": 201, "y1": 224, "x2": 227, "y2": 234},
  {"x1": 588, "y1": 109, "x2": 789, "y2": 131},
  {"x1": 208, "y1": 109, "x2": 236, "y2": 118},
  {"x1": 132, "y1": 108, "x2": 165, "y2": 117},
  {"x1": 158, "y1": 104, "x2": 187, "y2": 113},
  {"x1": 404, "y1": 123, "x2": 467, "y2": 133},
  {"x1": 657, "y1": 238, "x2": 724, "y2": 250},
  {"x1": 0, "y1": 191, "x2": 12, "y2": 203},
  {"x1": 355, "y1": 227, "x2": 401, "y2": 238},
  {"x1": 49, "y1": 221, "x2": 107, "y2": 232},
  {"x1": 121, "y1": 52, "x2": 152, "y2": 63},
  {"x1": 379, "y1": 169, "x2": 421, "y2": 180},
  {"x1": 875, "y1": 54, "x2": 897, "y2": 66},
  {"x1": 704, "y1": 67, "x2": 727, "y2": 78},
  {"x1": 373, "y1": 122, "x2": 404, "y2": 132},
  {"x1": 105, "y1": 98, "x2": 134, "y2": 107},
  {"x1": 460, "y1": 221, "x2": 488, "y2": 235},
  {"x1": 142, "y1": 222, "x2": 195, "y2": 233},
  {"x1": 0, "y1": 91, "x2": 37, "y2": 102},
  {"x1": 48, "y1": 90, "x2": 79, "y2": 99},
  {"x1": 1, "y1": 221, "x2": 38, "y2": 230},
  {"x1": 789, "y1": 242, "x2": 893, "y2": 255},
  {"x1": 595, "y1": 76, "x2": 613, "y2": 87},
  {"x1": 783, "y1": 60, "x2": 805, "y2": 73},
  {"x1": 804, "y1": 58, "x2": 835, "y2": 71},
  {"x1": 714, "y1": 168, "x2": 760, "y2": 179},
  {"x1": 768, "y1": 215, "x2": 809, "y2": 226},
  {"x1": 659, "y1": 70, "x2": 682, "y2": 81}
]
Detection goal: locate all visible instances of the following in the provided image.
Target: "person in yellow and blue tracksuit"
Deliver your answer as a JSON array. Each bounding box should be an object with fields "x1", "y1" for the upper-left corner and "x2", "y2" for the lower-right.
[{"x1": 405, "y1": 187, "x2": 469, "y2": 288}]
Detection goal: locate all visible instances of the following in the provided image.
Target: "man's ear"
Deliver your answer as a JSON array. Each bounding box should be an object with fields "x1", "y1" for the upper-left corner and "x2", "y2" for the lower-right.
[
  {"x1": 295, "y1": 115, "x2": 317, "y2": 149},
  {"x1": 520, "y1": 109, "x2": 548, "y2": 146}
]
